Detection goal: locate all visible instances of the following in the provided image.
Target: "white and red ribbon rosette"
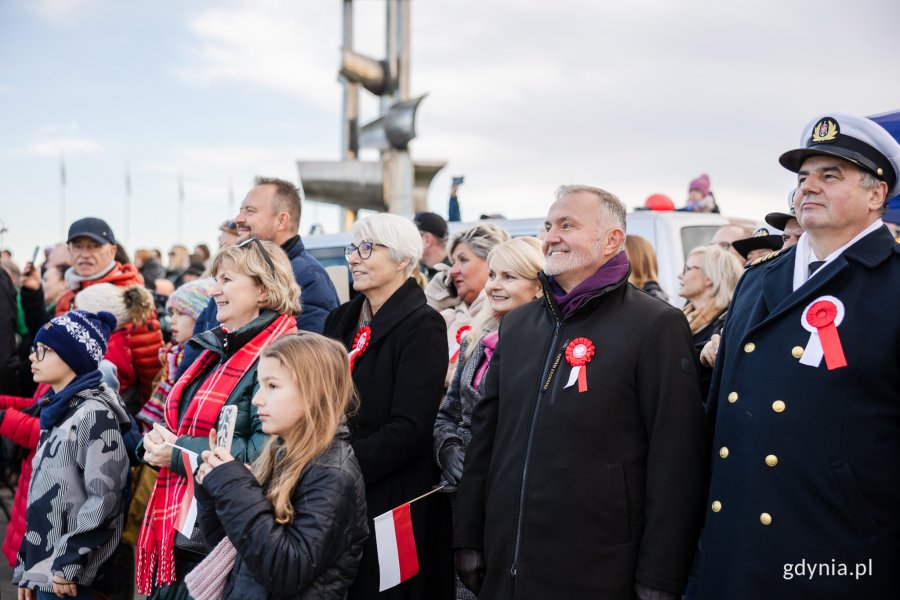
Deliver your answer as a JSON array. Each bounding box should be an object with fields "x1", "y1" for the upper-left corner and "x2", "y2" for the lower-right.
[
  {"x1": 349, "y1": 325, "x2": 371, "y2": 373},
  {"x1": 564, "y1": 337, "x2": 595, "y2": 393},
  {"x1": 449, "y1": 325, "x2": 472, "y2": 362},
  {"x1": 799, "y1": 295, "x2": 847, "y2": 370}
]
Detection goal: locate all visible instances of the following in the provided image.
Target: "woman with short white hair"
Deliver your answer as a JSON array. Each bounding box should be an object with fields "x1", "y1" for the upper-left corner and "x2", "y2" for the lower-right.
[{"x1": 325, "y1": 213, "x2": 451, "y2": 600}]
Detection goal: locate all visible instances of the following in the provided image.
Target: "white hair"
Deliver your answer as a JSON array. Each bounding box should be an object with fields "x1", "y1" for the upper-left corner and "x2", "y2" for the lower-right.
[{"x1": 353, "y1": 213, "x2": 424, "y2": 277}]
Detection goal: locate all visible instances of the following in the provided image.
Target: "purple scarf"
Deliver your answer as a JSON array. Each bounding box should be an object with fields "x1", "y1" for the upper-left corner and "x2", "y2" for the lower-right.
[{"x1": 548, "y1": 252, "x2": 631, "y2": 319}]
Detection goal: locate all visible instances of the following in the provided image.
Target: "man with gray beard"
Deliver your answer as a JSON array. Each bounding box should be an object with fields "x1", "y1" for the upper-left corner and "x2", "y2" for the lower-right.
[{"x1": 453, "y1": 185, "x2": 708, "y2": 600}]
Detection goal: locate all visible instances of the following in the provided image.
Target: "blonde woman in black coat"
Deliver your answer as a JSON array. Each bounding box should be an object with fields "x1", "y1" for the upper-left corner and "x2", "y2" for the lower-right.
[{"x1": 325, "y1": 214, "x2": 451, "y2": 600}]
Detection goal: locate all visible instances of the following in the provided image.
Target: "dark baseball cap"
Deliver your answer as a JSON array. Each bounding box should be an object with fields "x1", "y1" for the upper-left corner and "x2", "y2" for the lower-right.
[
  {"x1": 67, "y1": 217, "x2": 116, "y2": 245},
  {"x1": 413, "y1": 212, "x2": 448, "y2": 239}
]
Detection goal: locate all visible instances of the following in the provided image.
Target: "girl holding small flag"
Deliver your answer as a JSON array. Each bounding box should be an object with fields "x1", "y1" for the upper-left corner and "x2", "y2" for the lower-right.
[
  {"x1": 136, "y1": 240, "x2": 300, "y2": 599},
  {"x1": 325, "y1": 214, "x2": 451, "y2": 600},
  {"x1": 188, "y1": 333, "x2": 368, "y2": 599},
  {"x1": 433, "y1": 237, "x2": 544, "y2": 600}
]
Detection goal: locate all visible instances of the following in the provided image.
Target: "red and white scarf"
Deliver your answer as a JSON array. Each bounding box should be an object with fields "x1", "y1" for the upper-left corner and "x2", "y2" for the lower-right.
[{"x1": 135, "y1": 313, "x2": 296, "y2": 594}]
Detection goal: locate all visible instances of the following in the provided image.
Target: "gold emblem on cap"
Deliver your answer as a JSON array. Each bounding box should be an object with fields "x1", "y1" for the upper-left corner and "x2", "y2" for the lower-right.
[
  {"x1": 877, "y1": 167, "x2": 884, "y2": 176},
  {"x1": 811, "y1": 117, "x2": 839, "y2": 143}
]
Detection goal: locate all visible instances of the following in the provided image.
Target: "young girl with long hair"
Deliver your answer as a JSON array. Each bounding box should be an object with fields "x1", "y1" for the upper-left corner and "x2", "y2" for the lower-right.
[{"x1": 188, "y1": 333, "x2": 368, "y2": 600}]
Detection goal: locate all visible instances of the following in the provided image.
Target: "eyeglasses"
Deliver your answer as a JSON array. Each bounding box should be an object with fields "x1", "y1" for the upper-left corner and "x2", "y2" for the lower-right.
[
  {"x1": 344, "y1": 241, "x2": 388, "y2": 261},
  {"x1": 682, "y1": 264, "x2": 703, "y2": 275},
  {"x1": 237, "y1": 237, "x2": 276, "y2": 275},
  {"x1": 715, "y1": 242, "x2": 732, "y2": 250},
  {"x1": 30, "y1": 344, "x2": 53, "y2": 362}
]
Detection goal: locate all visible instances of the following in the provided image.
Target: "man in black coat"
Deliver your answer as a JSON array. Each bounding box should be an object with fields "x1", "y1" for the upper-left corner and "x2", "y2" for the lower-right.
[
  {"x1": 689, "y1": 113, "x2": 900, "y2": 599},
  {"x1": 454, "y1": 185, "x2": 708, "y2": 600}
]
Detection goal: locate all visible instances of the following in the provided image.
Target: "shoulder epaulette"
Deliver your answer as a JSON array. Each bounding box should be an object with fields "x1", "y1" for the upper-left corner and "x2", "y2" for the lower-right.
[{"x1": 749, "y1": 247, "x2": 787, "y2": 267}]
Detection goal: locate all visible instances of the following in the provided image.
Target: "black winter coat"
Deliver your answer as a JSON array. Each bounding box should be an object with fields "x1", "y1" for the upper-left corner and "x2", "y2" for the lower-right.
[
  {"x1": 454, "y1": 271, "x2": 708, "y2": 600},
  {"x1": 196, "y1": 430, "x2": 368, "y2": 600},
  {"x1": 325, "y1": 278, "x2": 453, "y2": 600}
]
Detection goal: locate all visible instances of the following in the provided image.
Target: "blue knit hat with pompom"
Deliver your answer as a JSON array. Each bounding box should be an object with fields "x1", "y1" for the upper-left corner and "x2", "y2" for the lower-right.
[{"x1": 34, "y1": 310, "x2": 116, "y2": 375}]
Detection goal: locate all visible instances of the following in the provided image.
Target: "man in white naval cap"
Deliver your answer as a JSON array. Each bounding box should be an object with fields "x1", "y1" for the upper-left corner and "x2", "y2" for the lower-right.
[{"x1": 687, "y1": 113, "x2": 900, "y2": 600}]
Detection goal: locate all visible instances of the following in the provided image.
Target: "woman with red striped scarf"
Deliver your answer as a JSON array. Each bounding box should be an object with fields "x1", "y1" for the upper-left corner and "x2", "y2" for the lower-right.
[{"x1": 135, "y1": 239, "x2": 301, "y2": 599}]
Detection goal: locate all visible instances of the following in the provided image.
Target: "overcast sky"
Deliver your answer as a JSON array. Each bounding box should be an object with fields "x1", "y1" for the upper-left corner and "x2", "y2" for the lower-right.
[{"x1": 2, "y1": 0, "x2": 899, "y2": 261}]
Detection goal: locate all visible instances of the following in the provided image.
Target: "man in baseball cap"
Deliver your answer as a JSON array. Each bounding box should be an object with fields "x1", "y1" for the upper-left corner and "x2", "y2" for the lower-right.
[
  {"x1": 413, "y1": 211, "x2": 451, "y2": 278},
  {"x1": 690, "y1": 113, "x2": 900, "y2": 600},
  {"x1": 56, "y1": 217, "x2": 164, "y2": 404}
]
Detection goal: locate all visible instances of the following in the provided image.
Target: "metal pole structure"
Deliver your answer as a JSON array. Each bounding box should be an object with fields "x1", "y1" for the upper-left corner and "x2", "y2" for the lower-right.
[
  {"x1": 383, "y1": 0, "x2": 398, "y2": 113},
  {"x1": 340, "y1": 0, "x2": 359, "y2": 230},
  {"x1": 397, "y1": 0, "x2": 410, "y2": 101},
  {"x1": 382, "y1": 0, "x2": 413, "y2": 216}
]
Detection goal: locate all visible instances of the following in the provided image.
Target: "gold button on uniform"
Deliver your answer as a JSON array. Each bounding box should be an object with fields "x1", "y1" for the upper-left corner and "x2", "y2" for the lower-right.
[
  {"x1": 765, "y1": 454, "x2": 778, "y2": 467},
  {"x1": 711, "y1": 501, "x2": 722, "y2": 513},
  {"x1": 727, "y1": 392, "x2": 738, "y2": 403},
  {"x1": 760, "y1": 512, "x2": 772, "y2": 526},
  {"x1": 719, "y1": 447, "x2": 730, "y2": 458},
  {"x1": 772, "y1": 400, "x2": 786, "y2": 413},
  {"x1": 791, "y1": 346, "x2": 804, "y2": 359},
  {"x1": 744, "y1": 342, "x2": 756, "y2": 353}
]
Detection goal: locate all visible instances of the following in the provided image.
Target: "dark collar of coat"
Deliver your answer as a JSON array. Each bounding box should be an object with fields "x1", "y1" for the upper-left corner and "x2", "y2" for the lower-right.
[
  {"x1": 331, "y1": 277, "x2": 426, "y2": 348},
  {"x1": 189, "y1": 309, "x2": 280, "y2": 358},
  {"x1": 760, "y1": 224, "x2": 897, "y2": 321},
  {"x1": 537, "y1": 270, "x2": 629, "y2": 323},
  {"x1": 281, "y1": 235, "x2": 304, "y2": 258}
]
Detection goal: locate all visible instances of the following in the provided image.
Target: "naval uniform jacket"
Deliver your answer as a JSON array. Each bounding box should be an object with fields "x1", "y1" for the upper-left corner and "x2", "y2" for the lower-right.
[
  {"x1": 691, "y1": 226, "x2": 900, "y2": 599},
  {"x1": 454, "y1": 273, "x2": 708, "y2": 600}
]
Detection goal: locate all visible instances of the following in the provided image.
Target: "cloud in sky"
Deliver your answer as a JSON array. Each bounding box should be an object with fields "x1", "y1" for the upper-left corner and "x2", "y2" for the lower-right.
[
  {"x1": 26, "y1": 136, "x2": 102, "y2": 157},
  {"x1": 2, "y1": 0, "x2": 899, "y2": 262},
  {"x1": 27, "y1": 0, "x2": 92, "y2": 25}
]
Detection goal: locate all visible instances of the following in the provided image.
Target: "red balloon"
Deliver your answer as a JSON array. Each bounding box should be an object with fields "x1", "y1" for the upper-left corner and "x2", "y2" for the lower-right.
[{"x1": 645, "y1": 194, "x2": 675, "y2": 211}]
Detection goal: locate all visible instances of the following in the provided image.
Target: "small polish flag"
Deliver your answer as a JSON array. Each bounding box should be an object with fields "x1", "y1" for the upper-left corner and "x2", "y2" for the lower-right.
[
  {"x1": 175, "y1": 449, "x2": 199, "y2": 537},
  {"x1": 374, "y1": 502, "x2": 419, "y2": 591}
]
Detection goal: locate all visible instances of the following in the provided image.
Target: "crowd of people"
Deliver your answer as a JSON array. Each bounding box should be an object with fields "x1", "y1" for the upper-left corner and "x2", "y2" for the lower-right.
[{"x1": 0, "y1": 110, "x2": 898, "y2": 600}]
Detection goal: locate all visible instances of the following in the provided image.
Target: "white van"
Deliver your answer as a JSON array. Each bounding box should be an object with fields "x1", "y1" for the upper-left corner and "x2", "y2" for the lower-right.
[{"x1": 304, "y1": 211, "x2": 729, "y2": 306}]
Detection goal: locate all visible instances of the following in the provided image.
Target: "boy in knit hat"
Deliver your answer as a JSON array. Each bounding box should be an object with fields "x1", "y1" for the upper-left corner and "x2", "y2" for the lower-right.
[
  {"x1": 14, "y1": 310, "x2": 131, "y2": 600},
  {"x1": 137, "y1": 278, "x2": 215, "y2": 428}
]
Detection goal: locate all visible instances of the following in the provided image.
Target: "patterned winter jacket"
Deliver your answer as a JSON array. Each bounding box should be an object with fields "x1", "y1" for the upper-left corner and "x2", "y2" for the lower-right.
[{"x1": 13, "y1": 383, "x2": 130, "y2": 592}]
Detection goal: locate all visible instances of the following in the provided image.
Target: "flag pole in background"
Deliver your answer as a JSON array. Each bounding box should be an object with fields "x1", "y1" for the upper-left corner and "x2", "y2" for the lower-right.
[
  {"x1": 177, "y1": 173, "x2": 185, "y2": 243},
  {"x1": 124, "y1": 162, "x2": 132, "y2": 248},
  {"x1": 59, "y1": 153, "x2": 67, "y2": 239},
  {"x1": 374, "y1": 484, "x2": 446, "y2": 591}
]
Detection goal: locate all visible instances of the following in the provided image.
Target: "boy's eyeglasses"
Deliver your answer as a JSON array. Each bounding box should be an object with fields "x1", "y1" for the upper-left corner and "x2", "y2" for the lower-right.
[
  {"x1": 238, "y1": 238, "x2": 277, "y2": 275},
  {"x1": 344, "y1": 241, "x2": 387, "y2": 261},
  {"x1": 30, "y1": 344, "x2": 53, "y2": 362}
]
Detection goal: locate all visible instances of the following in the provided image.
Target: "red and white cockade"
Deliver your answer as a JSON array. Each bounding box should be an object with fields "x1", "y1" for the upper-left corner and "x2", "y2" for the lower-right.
[
  {"x1": 800, "y1": 295, "x2": 847, "y2": 370},
  {"x1": 564, "y1": 337, "x2": 596, "y2": 393}
]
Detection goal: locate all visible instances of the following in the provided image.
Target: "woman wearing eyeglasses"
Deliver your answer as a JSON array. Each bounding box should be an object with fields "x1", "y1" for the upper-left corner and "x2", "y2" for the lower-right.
[
  {"x1": 325, "y1": 214, "x2": 451, "y2": 600},
  {"x1": 135, "y1": 239, "x2": 300, "y2": 598},
  {"x1": 679, "y1": 244, "x2": 743, "y2": 399}
]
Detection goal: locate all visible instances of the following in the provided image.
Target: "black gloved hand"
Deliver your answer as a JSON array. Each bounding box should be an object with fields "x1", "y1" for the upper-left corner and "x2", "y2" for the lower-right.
[
  {"x1": 439, "y1": 442, "x2": 465, "y2": 487},
  {"x1": 455, "y1": 548, "x2": 485, "y2": 594}
]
